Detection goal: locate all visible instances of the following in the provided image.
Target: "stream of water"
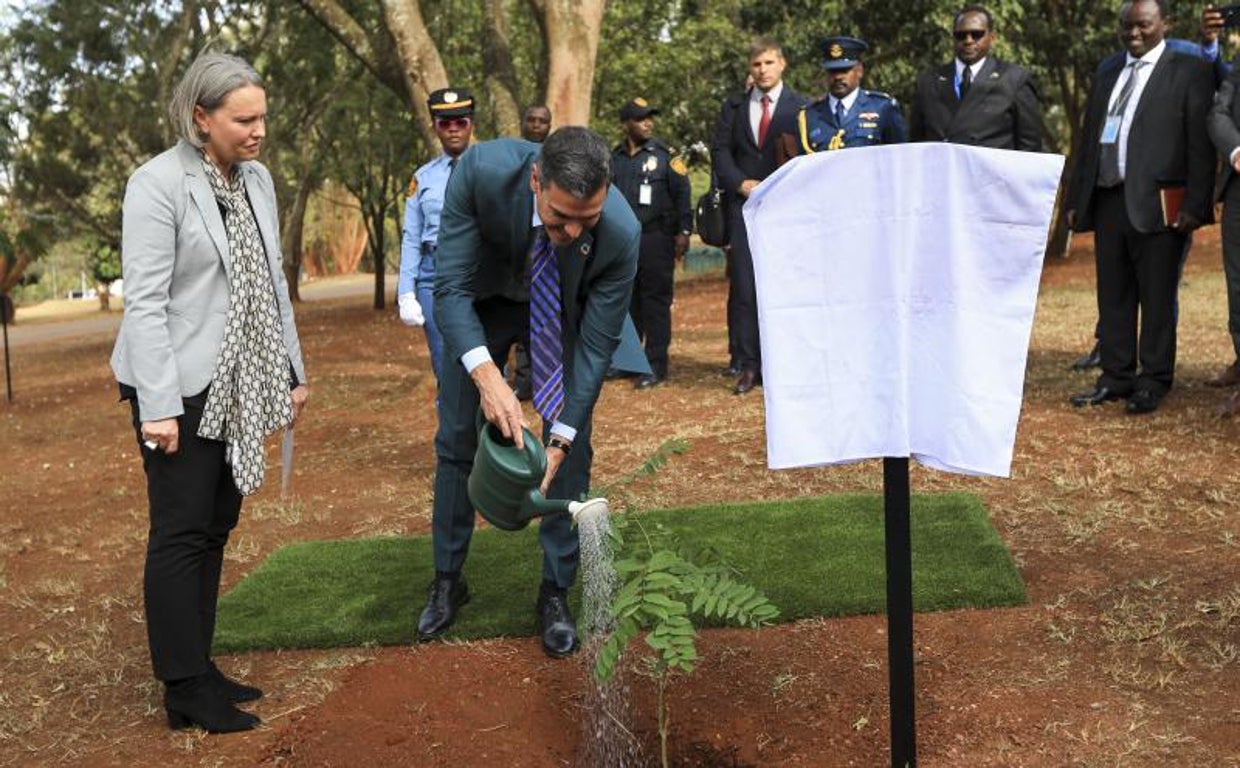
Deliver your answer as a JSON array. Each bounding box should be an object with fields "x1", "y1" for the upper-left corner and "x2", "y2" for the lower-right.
[{"x1": 575, "y1": 501, "x2": 643, "y2": 767}]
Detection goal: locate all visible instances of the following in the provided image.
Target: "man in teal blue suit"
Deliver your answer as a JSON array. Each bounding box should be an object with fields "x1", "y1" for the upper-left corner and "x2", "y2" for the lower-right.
[{"x1": 417, "y1": 127, "x2": 639, "y2": 657}]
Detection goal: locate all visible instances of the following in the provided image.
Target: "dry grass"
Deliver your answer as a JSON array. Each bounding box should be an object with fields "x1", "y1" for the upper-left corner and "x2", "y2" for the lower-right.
[{"x1": 0, "y1": 242, "x2": 1238, "y2": 765}]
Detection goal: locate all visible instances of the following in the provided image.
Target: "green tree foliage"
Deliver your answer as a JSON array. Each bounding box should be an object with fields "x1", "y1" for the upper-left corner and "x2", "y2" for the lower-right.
[
  {"x1": 3, "y1": 1, "x2": 200, "y2": 245},
  {"x1": 0, "y1": 0, "x2": 1222, "y2": 291}
]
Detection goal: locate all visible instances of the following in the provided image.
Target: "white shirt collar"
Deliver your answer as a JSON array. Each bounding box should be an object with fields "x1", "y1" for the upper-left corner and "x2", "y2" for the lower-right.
[
  {"x1": 955, "y1": 56, "x2": 987, "y2": 80},
  {"x1": 830, "y1": 88, "x2": 860, "y2": 114},
  {"x1": 1126, "y1": 39, "x2": 1166, "y2": 67},
  {"x1": 751, "y1": 81, "x2": 784, "y2": 104}
]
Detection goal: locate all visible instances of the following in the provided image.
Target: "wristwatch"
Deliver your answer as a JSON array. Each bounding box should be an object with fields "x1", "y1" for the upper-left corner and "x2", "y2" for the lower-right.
[{"x1": 547, "y1": 435, "x2": 573, "y2": 454}]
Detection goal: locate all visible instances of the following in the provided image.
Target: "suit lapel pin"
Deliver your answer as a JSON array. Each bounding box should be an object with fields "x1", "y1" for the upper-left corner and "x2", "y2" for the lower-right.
[{"x1": 580, "y1": 242, "x2": 591, "y2": 256}]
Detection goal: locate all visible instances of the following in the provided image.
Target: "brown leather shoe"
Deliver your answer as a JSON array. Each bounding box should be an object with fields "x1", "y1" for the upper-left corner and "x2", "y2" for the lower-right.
[
  {"x1": 734, "y1": 370, "x2": 761, "y2": 395},
  {"x1": 1219, "y1": 390, "x2": 1240, "y2": 417},
  {"x1": 1206, "y1": 361, "x2": 1240, "y2": 388}
]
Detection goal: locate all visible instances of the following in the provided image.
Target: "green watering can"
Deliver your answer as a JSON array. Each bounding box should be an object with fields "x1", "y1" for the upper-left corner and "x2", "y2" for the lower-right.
[{"x1": 468, "y1": 413, "x2": 608, "y2": 531}]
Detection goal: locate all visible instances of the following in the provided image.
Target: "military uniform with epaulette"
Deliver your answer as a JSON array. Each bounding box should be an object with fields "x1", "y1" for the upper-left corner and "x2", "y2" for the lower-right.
[
  {"x1": 797, "y1": 36, "x2": 906, "y2": 154},
  {"x1": 799, "y1": 89, "x2": 905, "y2": 152},
  {"x1": 610, "y1": 97, "x2": 693, "y2": 386}
]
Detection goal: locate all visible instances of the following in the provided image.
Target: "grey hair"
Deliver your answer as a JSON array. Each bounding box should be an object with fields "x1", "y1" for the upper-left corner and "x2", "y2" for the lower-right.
[
  {"x1": 168, "y1": 52, "x2": 263, "y2": 147},
  {"x1": 535, "y1": 126, "x2": 611, "y2": 199}
]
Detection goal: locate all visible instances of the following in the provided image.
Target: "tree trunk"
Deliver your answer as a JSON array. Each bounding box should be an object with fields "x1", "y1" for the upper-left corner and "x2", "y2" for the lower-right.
[
  {"x1": 380, "y1": 0, "x2": 449, "y2": 147},
  {"x1": 156, "y1": 0, "x2": 197, "y2": 147},
  {"x1": 1046, "y1": 160, "x2": 1075, "y2": 260},
  {"x1": 370, "y1": 208, "x2": 387, "y2": 310},
  {"x1": 281, "y1": 173, "x2": 315, "y2": 301},
  {"x1": 539, "y1": 0, "x2": 605, "y2": 126},
  {"x1": 295, "y1": 0, "x2": 411, "y2": 108},
  {"x1": 483, "y1": 0, "x2": 522, "y2": 136}
]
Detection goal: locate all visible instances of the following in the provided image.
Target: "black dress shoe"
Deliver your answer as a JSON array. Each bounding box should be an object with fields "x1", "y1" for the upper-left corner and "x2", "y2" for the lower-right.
[
  {"x1": 634, "y1": 373, "x2": 664, "y2": 390},
  {"x1": 721, "y1": 364, "x2": 740, "y2": 378},
  {"x1": 417, "y1": 573, "x2": 470, "y2": 640},
  {"x1": 164, "y1": 675, "x2": 261, "y2": 733},
  {"x1": 208, "y1": 660, "x2": 262, "y2": 703},
  {"x1": 1207, "y1": 361, "x2": 1240, "y2": 388},
  {"x1": 734, "y1": 370, "x2": 761, "y2": 395},
  {"x1": 1069, "y1": 386, "x2": 1125, "y2": 407},
  {"x1": 536, "y1": 585, "x2": 578, "y2": 659},
  {"x1": 1125, "y1": 389, "x2": 1161, "y2": 415},
  {"x1": 603, "y1": 368, "x2": 636, "y2": 382},
  {"x1": 1071, "y1": 341, "x2": 1103, "y2": 371}
]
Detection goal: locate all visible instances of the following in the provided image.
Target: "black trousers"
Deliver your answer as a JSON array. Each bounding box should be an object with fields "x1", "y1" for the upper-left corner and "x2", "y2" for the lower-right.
[
  {"x1": 431, "y1": 297, "x2": 588, "y2": 589},
  {"x1": 726, "y1": 206, "x2": 761, "y2": 374},
  {"x1": 1093, "y1": 185, "x2": 1184, "y2": 397},
  {"x1": 130, "y1": 395, "x2": 241, "y2": 682},
  {"x1": 1222, "y1": 180, "x2": 1240, "y2": 361},
  {"x1": 631, "y1": 230, "x2": 676, "y2": 377}
]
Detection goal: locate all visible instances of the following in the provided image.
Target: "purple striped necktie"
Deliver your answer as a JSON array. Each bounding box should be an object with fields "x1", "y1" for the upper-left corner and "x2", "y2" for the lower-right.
[{"x1": 529, "y1": 228, "x2": 565, "y2": 424}]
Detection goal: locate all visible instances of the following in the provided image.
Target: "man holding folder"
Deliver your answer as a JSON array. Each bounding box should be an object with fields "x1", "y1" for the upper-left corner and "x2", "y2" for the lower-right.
[{"x1": 1065, "y1": 0, "x2": 1215, "y2": 415}]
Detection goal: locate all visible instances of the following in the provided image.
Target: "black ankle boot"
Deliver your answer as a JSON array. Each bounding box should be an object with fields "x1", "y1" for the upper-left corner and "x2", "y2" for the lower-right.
[
  {"x1": 164, "y1": 674, "x2": 260, "y2": 733},
  {"x1": 208, "y1": 660, "x2": 263, "y2": 703}
]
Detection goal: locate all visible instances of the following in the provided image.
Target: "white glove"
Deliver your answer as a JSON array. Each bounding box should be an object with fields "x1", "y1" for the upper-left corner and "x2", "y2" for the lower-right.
[{"x1": 398, "y1": 292, "x2": 425, "y2": 327}]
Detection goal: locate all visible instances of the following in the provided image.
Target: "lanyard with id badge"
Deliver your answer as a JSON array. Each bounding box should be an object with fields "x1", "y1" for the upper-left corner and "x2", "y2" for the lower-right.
[
  {"x1": 639, "y1": 155, "x2": 657, "y2": 206},
  {"x1": 1103, "y1": 62, "x2": 1144, "y2": 146}
]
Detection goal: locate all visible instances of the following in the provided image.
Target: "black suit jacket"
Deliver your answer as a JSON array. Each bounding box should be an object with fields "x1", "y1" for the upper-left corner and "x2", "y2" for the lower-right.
[
  {"x1": 1208, "y1": 65, "x2": 1240, "y2": 199},
  {"x1": 1067, "y1": 49, "x2": 1216, "y2": 234},
  {"x1": 435, "y1": 138, "x2": 639, "y2": 430},
  {"x1": 909, "y1": 58, "x2": 1043, "y2": 151},
  {"x1": 711, "y1": 85, "x2": 805, "y2": 212}
]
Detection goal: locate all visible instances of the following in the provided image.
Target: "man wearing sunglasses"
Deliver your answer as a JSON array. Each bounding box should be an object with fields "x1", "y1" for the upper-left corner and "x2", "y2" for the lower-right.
[
  {"x1": 908, "y1": 4, "x2": 1042, "y2": 151},
  {"x1": 398, "y1": 87, "x2": 476, "y2": 379}
]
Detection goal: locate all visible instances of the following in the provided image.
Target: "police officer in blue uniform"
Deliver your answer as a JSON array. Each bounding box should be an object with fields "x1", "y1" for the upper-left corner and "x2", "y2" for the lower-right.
[
  {"x1": 797, "y1": 37, "x2": 905, "y2": 153},
  {"x1": 610, "y1": 97, "x2": 693, "y2": 388},
  {"x1": 398, "y1": 87, "x2": 475, "y2": 379}
]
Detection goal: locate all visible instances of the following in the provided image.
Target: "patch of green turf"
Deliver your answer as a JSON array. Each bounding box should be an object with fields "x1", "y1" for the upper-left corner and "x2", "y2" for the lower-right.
[{"x1": 214, "y1": 492, "x2": 1025, "y2": 653}]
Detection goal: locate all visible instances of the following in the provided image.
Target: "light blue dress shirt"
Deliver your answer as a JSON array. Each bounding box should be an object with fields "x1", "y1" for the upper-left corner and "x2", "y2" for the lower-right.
[
  {"x1": 398, "y1": 152, "x2": 456, "y2": 298},
  {"x1": 399, "y1": 152, "x2": 456, "y2": 378}
]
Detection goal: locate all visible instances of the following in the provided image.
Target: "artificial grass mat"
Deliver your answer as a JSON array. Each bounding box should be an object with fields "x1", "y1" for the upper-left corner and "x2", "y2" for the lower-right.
[{"x1": 214, "y1": 492, "x2": 1025, "y2": 653}]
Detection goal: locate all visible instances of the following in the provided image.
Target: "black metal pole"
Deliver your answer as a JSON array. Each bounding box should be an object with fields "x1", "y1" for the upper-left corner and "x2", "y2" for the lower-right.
[
  {"x1": 883, "y1": 456, "x2": 916, "y2": 767},
  {"x1": 2, "y1": 294, "x2": 12, "y2": 404}
]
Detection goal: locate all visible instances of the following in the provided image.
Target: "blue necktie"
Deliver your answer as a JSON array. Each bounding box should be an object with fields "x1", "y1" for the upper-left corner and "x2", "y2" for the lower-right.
[
  {"x1": 835, "y1": 100, "x2": 846, "y2": 126},
  {"x1": 529, "y1": 228, "x2": 565, "y2": 424}
]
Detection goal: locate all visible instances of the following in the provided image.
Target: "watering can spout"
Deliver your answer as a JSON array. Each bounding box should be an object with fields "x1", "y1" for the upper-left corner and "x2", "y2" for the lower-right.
[{"x1": 520, "y1": 493, "x2": 610, "y2": 524}]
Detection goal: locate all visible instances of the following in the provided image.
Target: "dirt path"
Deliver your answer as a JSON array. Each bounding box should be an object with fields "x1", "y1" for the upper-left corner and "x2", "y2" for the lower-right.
[
  {"x1": 2, "y1": 273, "x2": 385, "y2": 348},
  {"x1": 0, "y1": 241, "x2": 1236, "y2": 767}
]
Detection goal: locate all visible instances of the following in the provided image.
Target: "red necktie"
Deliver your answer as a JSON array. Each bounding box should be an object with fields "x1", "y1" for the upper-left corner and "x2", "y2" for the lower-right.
[{"x1": 758, "y1": 94, "x2": 772, "y2": 146}]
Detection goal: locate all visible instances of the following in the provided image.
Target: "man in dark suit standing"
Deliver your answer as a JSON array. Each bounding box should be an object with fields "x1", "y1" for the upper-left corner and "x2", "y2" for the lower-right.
[
  {"x1": 909, "y1": 4, "x2": 1042, "y2": 151},
  {"x1": 1207, "y1": 53, "x2": 1240, "y2": 414},
  {"x1": 711, "y1": 37, "x2": 805, "y2": 395},
  {"x1": 416, "y1": 128, "x2": 639, "y2": 657},
  {"x1": 1066, "y1": 0, "x2": 1215, "y2": 415}
]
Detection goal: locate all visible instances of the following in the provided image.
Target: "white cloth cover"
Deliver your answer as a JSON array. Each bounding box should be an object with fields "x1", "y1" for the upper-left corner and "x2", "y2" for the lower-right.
[{"x1": 744, "y1": 143, "x2": 1064, "y2": 477}]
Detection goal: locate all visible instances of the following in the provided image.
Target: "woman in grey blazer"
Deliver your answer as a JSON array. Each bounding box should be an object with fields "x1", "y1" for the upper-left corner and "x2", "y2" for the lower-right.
[{"x1": 111, "y1": 52, "x2": 308, "y2": 733}]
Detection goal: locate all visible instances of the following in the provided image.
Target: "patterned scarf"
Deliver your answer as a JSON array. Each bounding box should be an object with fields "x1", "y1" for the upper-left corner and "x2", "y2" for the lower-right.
[{"x1": 197, "y1": 153, "x2": 292, "y2": 496}]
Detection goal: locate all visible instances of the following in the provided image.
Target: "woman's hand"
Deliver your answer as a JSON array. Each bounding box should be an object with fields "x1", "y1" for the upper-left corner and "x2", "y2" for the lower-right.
[
  {"x1": 141, "y1": 418, "x2": 180, "y2": 455},
  {"x1": 290, "y1": 385, "x2": 310, "y2": 424}
]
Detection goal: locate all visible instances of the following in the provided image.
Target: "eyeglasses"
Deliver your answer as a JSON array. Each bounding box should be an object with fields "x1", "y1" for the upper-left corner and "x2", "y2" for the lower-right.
[
  {"x1": 953, "y1": 29, "x2": 987, "y2": 42},
  {"x1": 435, "y1": 117, "x2": 471, "y2": 130}
]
